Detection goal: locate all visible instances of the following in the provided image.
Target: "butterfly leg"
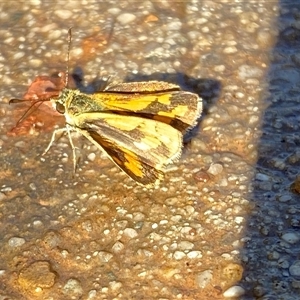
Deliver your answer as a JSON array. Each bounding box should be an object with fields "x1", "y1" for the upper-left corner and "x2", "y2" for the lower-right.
[
  {"x1": 65, "y1": 124, "x2": 78, "y2": 172},
  {"x1": 42, "y1": 127, "x2": 68, "y2": 156}
]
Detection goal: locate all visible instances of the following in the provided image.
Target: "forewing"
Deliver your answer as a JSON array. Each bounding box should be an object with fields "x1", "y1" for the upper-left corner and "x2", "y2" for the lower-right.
[{"x1": 89, "y1": 90, "x2": 202, "y2": 132}]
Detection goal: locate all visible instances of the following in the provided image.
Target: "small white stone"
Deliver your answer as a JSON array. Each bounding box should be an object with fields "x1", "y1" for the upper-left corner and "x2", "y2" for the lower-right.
[
  {"x1": 8, "y1": 237, "x2": 26, "y2": 247},
  {"x1": 123, "y1": 228, "x2": 138, "y2": 239},
  {"x1": 151, "y1": 223, "x2": 158, "y2": 229},
  {"x1": 173, "y1": 251, "x2": 186, "y2": 260},
  {"x1": 48, "y1": 29, "x2": 62, "y2": 40},
  {"x1": 148, "y1": 232, "x2": 161, "y2": 241},
  {"x1": 29, "y1": 59, "x2": 43, "y2": 68},
  {"x1": 187, "y1": 251, "x2": 203, "y2": 259},
  {"x1": 29, "y1": 183, "x2": 36, "y2": 190},
  {"x1": 178, "y1": 241, "x2": 194, "y2": 251},
  {"x1": 111, "y1": 241, "x2": 124, "y2": 253},
  {"x1": 107, "y1": 8, "x2": 121, "y2": 15},
  {"x1": 223, "y1": 285, "x2": 245, "y2": 298},
  {"x1": 235, "y1": 92, "x2": 245, "y2": 98},
  {"x1": 115, "y1": 60, "x2": 126, "y2": 69},
  {"x1": 88, "y1": 289, "x2": 97, "y2": 299},
  {"x1": 13, "y1": 52, "x2": 25, "y2": 60},
  {"x1": 255, "y1": 173, "x2": 270, "y2": 181},
  {"x1": 70, "y1": 47, "x2": 83, "y2": 58},
  {"x1": 166, "y1": 20, "x2": 182, "y2": 31},
  {"x1": 195, "y1": 270, "x2": 213, "y2": 288},
  {"x1": 30, "y1": 0, "x2": 41, "y2": 5},
  {"x1": 223, "y1": 46, "x2": 237, "y2": 54},
  {"x1": 235, "y1": 216, "x2": 244, "y2": 224},
  {"x1": 63, "y1": 278, "x2": 83, "y2": 296},
  {"x1": 87, "y1": 153, "x2": 96, "y2": 162},
  {"x1": 55, "y1": 10, "x2": 73, "y2": 19},
  {"x1": 282, "y1": 233, "x2": 300, "y2": 244},
  {"x1": 109, "y1": 281, "x2": 122, "y2": 290},
  {"x1": 249, "y1": 115, "x2": 259, "y2": 124},
  {"x1": 257, "y1": 30, "x2": 274, "y2": 47},
  {"x1": 117, "y1": 13, "x2": 136, "y2": 25},
  {"x1": 207, "y1": 163, "x2": 223, "y2": 175},
  {"x1": 98, "y1": 251, "x2": 113, "y2": 262},
  {"x1": 33, "y1": 220, "x2": 44, "y2": 228},
  {"x1": 214, "y1": 65, "x2": 225, "y2": 72}
]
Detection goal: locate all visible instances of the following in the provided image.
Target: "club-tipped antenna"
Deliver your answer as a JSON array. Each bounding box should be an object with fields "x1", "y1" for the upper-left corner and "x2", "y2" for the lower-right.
[{"x1": 65, "y1": 27, "x2": 72, "y2": 88}]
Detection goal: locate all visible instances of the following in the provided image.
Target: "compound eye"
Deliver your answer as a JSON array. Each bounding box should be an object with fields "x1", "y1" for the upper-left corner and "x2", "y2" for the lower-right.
[{"x1": 56, "y1": 102, "x2": 65, "y2": 114}]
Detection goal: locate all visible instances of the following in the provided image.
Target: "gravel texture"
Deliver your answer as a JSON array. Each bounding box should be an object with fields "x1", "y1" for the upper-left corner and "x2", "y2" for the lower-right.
[{"x1": 0, "y1": 1, "x2": 299, "y2": 299}]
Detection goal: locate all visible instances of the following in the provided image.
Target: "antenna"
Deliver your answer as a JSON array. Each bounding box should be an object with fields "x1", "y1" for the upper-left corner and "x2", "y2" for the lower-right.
[
  {"x1": 9, "y1": 99, "x2": 45, "y2": 125},
  {"x1": 65, "y1": 27, "x2": 72, "y2": 88},
  {"x1": 9, "y1": 29, "x2": 74, "y2": 130}
]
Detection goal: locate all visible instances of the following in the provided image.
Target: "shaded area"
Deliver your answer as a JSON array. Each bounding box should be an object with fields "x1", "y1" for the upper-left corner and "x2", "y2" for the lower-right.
[{"x1": 241, "y1": 1, "x2": 300, "y2": 298}]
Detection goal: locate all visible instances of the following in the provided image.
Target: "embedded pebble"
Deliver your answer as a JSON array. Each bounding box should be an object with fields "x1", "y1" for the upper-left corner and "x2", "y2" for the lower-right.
[
  {"x1": 257, "y1": 30, "x2": 274, "y2": 47},
  {"x1": 223, "y1": 46, "x2": 238, "y2": 54},
  {"x1": 177, "y1": 241, "x2": 194, "y2": 251},
  {"x1": 123, "y1": 227, "x2": 138, "y2": 239},
  {"x1": 114, "y1": 60, "x2": 126, "y2": 69},
  {"x1": 111, "y1": 241, "x2": 124, "y2": 253},
  {"x1": 63, "y1": 278, "x2": 83, "y2": 297},
  {"x1": 187, "y1": 250, "x2": 203, "y2": 259},
  {"x1": 173, "y1": 251, "x2": 186, "y2": 260},
  {"x1": 88, "y1": 289, "x2": 97, "y2": 299},
  {"x1": 115, "y1": 220, "x2": 128, "y2": 229},
  {"x1": 281, "y1": 232, "x2": 300, "y2": 244},
  {"x1": 195, "y1": 270, "x2": 213, "y2": 288},
  {"x1": 278, "y1": 195, "x2": 292, "y2": 203},
  {"x1": 207, "y1": 163, "x2": 223, "y2": 175},
  {"x1": 98, "y1": 251, "x2": 113, "y2": 263},
  {"x1": 116, "y1": 13, "x2": 136, "y2": 25},
  {"x1": 214, "y1": 65, "x2": 226, "y2": 72},
  {"x1": 33, "y1": 220, "x2": 44, "y2": 228},
  {"x1": 166, "y1": 21, "x2": 182, "y2": 31},
  {"x1": 235, "y1": 216, "x2": 244, "y2": 224},
  {"x1": 48, "y1": 29, "x2": 62, "y2": 40},
  {"x1": 13, "y1": 52, "x2": 25, "y2": 60},
  {"x1": 255, "y1": 173, "x2": 271, "y2": 181},
  {"x1": 223, "y1": 285, "x2": 245, "y2": 298},
  {"x1": 238, "y1": 64, "x2": 264, "y2": 79},
  {"x1": 107, "y1": 7, "x2": 121, "y2": 15},
  {"x1": 54, "y1": 9, "x2": 73, "y2": 19},
  {"x1": 8, "y1": 237, "x2": 26, "y2": 247},
  {"x1": 289, "y1": 261, "x2": 300, "y2": 278},
  {"x1": 87, "y1": 153, "x2": 96, "y2": 161},
  {"x1": 109, "y1": 281, "x2": 123, "y2": 290}
]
